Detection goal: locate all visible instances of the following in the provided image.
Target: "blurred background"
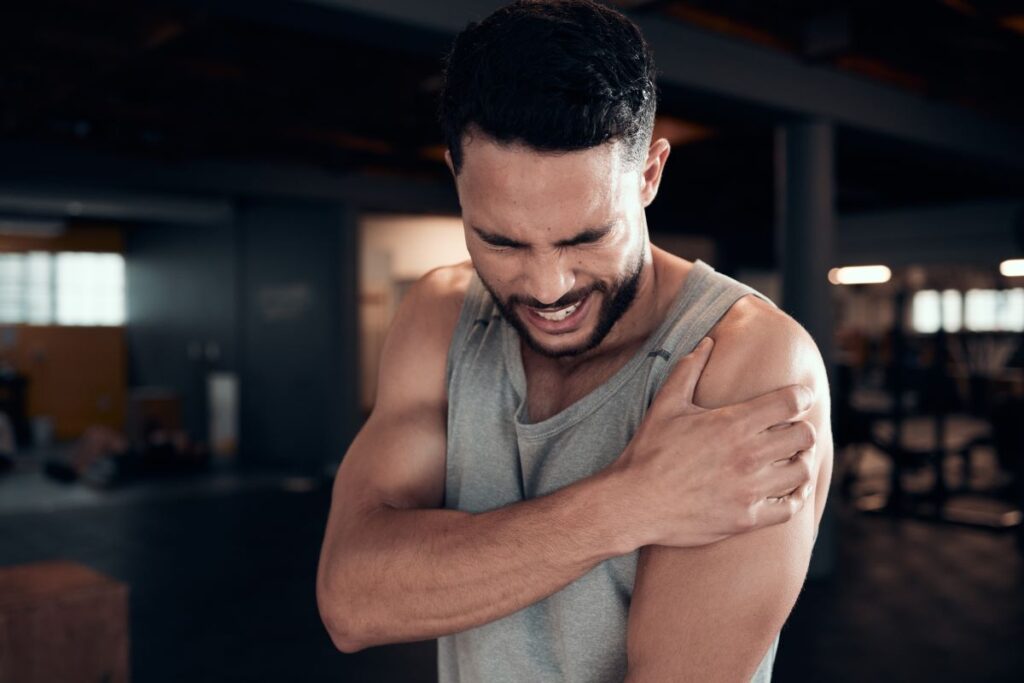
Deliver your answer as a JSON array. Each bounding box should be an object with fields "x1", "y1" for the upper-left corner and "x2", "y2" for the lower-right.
[{"x1": 0, "y1": 0, "x2": 1022, "y2": 681}]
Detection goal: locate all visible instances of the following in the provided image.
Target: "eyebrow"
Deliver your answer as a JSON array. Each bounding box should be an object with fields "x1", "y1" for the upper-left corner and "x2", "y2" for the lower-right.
[{"x1": 472, "y1": 223, "x2": 614, "y2": 249}]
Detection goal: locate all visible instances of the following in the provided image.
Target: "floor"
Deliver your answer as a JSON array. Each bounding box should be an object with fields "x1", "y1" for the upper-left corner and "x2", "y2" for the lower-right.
[
  {"x1": 1, "y1": 452, "x2": 1022, "y2": 682},
  {"x1": 0, "y1": 470, "x2": 435, "y2": 683},
  {"x1": 775, "y1": 513, "x2": 1024, "y2": 682},
  {"x1": 0, "y1": 445, "x2": 319, "y2": 515}
]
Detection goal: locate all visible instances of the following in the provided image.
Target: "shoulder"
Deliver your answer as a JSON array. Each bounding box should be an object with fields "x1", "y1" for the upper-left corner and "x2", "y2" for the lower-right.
[
  {"x1": 647, "y1": 251, "x2": 825, "y2": 402},
  {"x1": 403, "y1": 260, "x2": 474, "y2": 321},
  {"x1": 696, "y1": 284, "x2": 834, "y2": 533},
  {"x1": 696, "y1": 293, "x2": 828, "y2": 410},
  {"x1": 695, "y1": 289, "x2": 833, "y2": 523},
  {"x1": 389, "y1": 261, "x2": 474, "y2": 349},
  {"x1": 374, "y1": 261, "x2": 474, "y2": 409}
]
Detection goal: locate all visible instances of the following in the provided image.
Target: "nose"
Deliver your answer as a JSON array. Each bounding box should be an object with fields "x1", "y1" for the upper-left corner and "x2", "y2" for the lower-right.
[{"x1": 522, "y1": 250, "x2": 575, "y2": 306}]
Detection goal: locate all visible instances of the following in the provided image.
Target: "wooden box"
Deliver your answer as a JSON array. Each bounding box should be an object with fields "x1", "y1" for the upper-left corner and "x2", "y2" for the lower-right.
[{"x1": 0, "y1": 561, "x2": 130, "y2": 683}]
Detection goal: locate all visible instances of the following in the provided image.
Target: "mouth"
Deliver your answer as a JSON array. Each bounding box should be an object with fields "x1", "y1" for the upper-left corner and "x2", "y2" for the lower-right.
[{"x1": 521, "y1": 292, "x2": 593, "y2": 334}]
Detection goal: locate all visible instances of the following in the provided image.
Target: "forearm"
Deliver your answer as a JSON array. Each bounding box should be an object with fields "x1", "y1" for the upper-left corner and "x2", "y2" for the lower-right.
[{"x1": 317, "y1": 467, "x2": 635, "y2": 651}]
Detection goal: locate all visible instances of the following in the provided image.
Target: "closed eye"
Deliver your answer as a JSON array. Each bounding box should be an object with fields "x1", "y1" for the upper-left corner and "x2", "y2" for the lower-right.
[
  {"x1": 482, "y1": 237, "x2": 524, "y2": 250},
  {"x1": 471, "y1": 223, "x2": 614, "y2": 250},
  {"x1": 473, "y1": 227, "x2": 527, "y2": 250},
  {"x1": 553, "y1": 224, "x2": 613, "y2": 248}
]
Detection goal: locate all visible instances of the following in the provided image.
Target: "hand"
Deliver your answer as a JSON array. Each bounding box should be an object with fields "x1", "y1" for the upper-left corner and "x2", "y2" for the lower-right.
[{"x1": 610, "y1": 337, "x2": 817, "y2": 549}]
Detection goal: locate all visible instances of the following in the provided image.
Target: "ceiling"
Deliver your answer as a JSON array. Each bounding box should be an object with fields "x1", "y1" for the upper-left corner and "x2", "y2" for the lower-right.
[{"x1": 3, "y1": 0, "x2": 1023, "y2": 267}]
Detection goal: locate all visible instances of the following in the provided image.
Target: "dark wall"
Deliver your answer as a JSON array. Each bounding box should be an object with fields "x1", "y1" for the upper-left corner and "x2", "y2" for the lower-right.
[
  {"x1": 237, "y1": 200, "x2": 358, "y2": 472},
  {"x1": 125, "y1": 219, "x2": 239, "y2": 439},
  {"x1": 2, "y1": 142, "x2": 453, "y2": 470},
  {"x1": 125, "y1": 200, "x2": 361, "y2": 472}
]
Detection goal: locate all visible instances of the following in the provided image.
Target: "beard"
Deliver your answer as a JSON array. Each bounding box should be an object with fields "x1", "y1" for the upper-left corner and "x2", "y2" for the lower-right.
[{"x1": 477, "y1": 247, "x2": 645, "y2": 359}]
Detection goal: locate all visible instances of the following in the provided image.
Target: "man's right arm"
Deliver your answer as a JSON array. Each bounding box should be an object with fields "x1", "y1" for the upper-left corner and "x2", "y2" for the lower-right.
[{"x1": 315, "y1": 265, "x2": 638, "y2": 653}]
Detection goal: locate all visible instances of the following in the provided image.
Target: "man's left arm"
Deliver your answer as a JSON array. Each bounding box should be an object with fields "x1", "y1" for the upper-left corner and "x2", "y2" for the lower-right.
[{"x1": 624, "y1": 298, "x2": 834, "y2": 682}]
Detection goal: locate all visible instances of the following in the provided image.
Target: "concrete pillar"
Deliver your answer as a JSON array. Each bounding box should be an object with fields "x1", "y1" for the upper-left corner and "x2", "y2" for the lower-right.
[
  {"x1": 775, "y1": 119, "x2": 837, "y2": 579},
  {"x1": 776, "y1": 120, "x2": 836, "y2": 359}
]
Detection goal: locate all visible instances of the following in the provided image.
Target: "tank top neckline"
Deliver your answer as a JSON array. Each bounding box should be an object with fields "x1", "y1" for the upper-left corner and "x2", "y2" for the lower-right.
[{"x1": 494, "y1": 258, "x2": 714, "y2": 439}]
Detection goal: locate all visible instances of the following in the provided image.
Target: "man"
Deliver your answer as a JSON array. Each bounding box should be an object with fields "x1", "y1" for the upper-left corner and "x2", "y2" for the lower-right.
[{"x1": 317, "y1": 1, "x2": 832, "y2": 681}]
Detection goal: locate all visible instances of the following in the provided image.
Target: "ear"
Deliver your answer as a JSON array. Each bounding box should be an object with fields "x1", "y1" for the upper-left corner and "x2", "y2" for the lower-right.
[
  {"x1": 444, "y1": 149, "x2": 457, "y2": 179},
  {"x1": 639, "y1": 138, "x2": 671, "y2": 208}
]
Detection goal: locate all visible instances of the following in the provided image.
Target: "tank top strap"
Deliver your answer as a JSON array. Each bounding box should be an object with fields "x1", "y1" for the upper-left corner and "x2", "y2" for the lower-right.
[
  {"x1": 445, "y1": 270, "x2": 496, "y2": 387},
  {"x1": 646, "y1": 260, "x2": 775, "y2": 390}
]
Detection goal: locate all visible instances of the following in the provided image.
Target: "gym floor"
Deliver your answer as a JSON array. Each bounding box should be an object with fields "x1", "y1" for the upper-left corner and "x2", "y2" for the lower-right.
[{"x1": 1, "y1": 464, "x2": 1021, "y2": 682}]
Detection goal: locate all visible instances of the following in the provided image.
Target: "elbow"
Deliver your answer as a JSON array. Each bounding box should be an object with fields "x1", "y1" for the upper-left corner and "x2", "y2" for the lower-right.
[
  {"x1": 316, "y1": 569, "x2": 371, "y2": 654},
  {"x1": 333, "y1": 633, "x2": 369, "y2": 655},
  {"x1": 325, "y1": 615, "x2": 368, "y2": 655},
  {"x1": 328, "y1": 627, "x2": 366, "y2": 655}
]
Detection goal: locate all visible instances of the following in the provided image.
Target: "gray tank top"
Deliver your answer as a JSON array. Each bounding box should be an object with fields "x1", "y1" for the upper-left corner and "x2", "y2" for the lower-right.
[{"x1": 439, "y1": 259, "x2": 778, "y2": 683}]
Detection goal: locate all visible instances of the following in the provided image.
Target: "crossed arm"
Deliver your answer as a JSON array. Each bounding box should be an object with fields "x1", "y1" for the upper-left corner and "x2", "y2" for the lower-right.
[
  {"x1": 624, "y1": 297, "x2": 833, "y2": 682},
  {"x1": 317, "y1": 267, "x2": 832, "y2": 676},
  {"x1": 317, "y1": 266, "x2": 643, "y2": 652}
]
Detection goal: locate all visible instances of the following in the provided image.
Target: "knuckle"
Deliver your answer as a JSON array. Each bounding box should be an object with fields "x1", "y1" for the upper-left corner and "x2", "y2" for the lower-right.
[
  {"x1": 748, "y1": 450, "x2": 763, "y2": 473},
  {"x1": 736, "y1": 484, "x2": 759, "y2": 508},
  {"x1": 727, "y1": 456, "x2": 746, "y2": 476},
  {"x1": 797, "y1": 485, "x2": 812, "y2": 504},
  {"x1": 733, "y1": 448, "x2": 759, "y2": 474},
  {"x1": 734, "y1": 506, "x2": 758, "y2": 532}
]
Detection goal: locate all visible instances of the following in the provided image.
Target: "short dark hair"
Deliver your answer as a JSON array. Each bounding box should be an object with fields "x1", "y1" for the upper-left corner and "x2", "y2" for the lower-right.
[{"x1": 439, "y1": 0, "x2": 658, "y2": 173}]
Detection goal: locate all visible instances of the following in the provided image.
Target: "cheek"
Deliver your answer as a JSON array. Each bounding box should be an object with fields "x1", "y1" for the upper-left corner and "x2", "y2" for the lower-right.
[
  {"x1": 602, "y1": 232, "x2": 642, "y2": 273},
  {"x1": 468, "y1": 245, "x2": 514, "y2": 288}
]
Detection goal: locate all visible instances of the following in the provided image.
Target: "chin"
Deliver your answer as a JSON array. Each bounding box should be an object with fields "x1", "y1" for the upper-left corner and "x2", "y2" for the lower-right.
[{"x1": 520, "y1": 325, "x2": 598, "y2": 359}]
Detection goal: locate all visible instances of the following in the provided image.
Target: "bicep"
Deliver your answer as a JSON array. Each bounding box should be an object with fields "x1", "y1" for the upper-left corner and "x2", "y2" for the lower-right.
[
  {"x1": 626, "y1": 307, "x2": 833, "y2": 682},
  {"x1": 626, "y1": 505, "x2": 817, "y2": 682},
  {"x1": 324, "y1": 269, "x2": 464, "y2": 536},
  {"x1": 332, "y1": 404, "x2": 448, "y2": 517}
]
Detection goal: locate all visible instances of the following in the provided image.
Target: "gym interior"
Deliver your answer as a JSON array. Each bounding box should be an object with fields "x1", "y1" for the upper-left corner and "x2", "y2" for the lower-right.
[{"x1": 0, "y1": 1, "x2": 1022, "y2": 681}]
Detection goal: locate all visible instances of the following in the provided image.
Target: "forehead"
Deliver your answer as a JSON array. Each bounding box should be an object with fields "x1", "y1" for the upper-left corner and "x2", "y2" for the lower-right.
[{"x1": 455, "y1": 134, "x2": 633, "y2": 235}]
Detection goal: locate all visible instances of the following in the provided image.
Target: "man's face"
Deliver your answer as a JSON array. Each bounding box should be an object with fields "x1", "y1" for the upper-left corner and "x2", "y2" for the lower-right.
[{"x1": 452, "y1": 133, "x2": 649, "y2": 358}]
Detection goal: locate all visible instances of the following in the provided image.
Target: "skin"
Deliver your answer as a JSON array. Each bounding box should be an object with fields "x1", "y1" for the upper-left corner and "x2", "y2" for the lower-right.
[
  {"x1": 624, "y1": 299, "x2": 832, "y2": 681},
  {"x1": 316, "y1": 128, "x2": 832, "y2": 680}
]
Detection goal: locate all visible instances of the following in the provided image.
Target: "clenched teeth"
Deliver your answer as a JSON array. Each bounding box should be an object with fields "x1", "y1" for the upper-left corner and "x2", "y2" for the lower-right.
[{"x1": 533, "y1": 300, "x2": 581, "y2": 321}]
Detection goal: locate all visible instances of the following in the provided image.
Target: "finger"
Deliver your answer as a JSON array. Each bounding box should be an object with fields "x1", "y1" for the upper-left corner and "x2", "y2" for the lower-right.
[
  {"x1": 648, "y1": 337, "x2": 714, "y2": 419},
  {"x1": 740, "y1": 384, "x2": 814, "y2": 432},
  {"x1": 763, "y1": 449, "x2": 814, "y2": 498},
  {"x1": 763, "y1": 420, "x2": 816, "y2": 461},
  {"x1": 753, "y1": 486, "x2": 810, "y2": 528}
]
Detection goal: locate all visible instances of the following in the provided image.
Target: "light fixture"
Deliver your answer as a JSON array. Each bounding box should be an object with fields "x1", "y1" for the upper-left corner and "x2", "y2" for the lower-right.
[
  {"x1": 828, "y1": 265, "x2": 891, "y2": 285},
  {"x1": 999, "y1": 259, "x2": 1024, "y2": 277}
]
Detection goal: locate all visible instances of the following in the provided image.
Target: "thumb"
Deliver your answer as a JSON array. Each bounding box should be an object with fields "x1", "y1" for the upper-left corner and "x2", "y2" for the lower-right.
[{"x1": 649, "y1": 336, "x2": 714, "y2": 419}]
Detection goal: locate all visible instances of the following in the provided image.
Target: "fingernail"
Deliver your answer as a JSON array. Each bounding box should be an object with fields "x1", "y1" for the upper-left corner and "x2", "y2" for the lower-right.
[{"x1": 701, "y1": 337, "x2": 714, "y2": 349}]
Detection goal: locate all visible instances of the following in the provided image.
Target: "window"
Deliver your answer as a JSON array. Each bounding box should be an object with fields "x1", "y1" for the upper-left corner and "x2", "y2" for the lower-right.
[
  {"x1": 964, "y1": 289, "x2": 997, "y2": 332},
  {"x1": 0, "y1": 253, "x2": 26, "y2": 324},
  {"x1": 0, "y1": 251, "x2": 125, "y2": 326},
  {"x1": 25, "y1": 252, "x2": 54, "y2": 324},
  {"x1": 912, "y1": 288, "x2": 1024, "y2": 333}
]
